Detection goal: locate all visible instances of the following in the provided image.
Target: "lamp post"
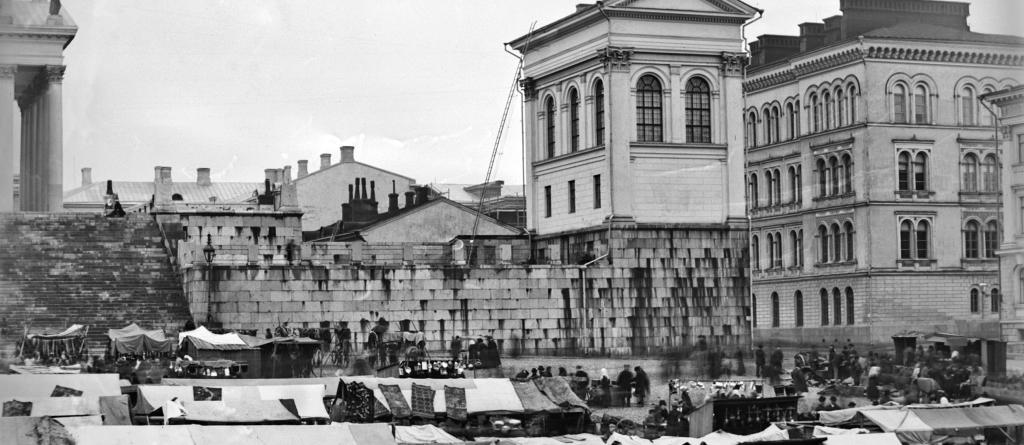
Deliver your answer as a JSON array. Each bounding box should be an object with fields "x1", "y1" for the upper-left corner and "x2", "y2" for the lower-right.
[{"x1": 203, "y1": 235, "x2": 215, "y2": 324}]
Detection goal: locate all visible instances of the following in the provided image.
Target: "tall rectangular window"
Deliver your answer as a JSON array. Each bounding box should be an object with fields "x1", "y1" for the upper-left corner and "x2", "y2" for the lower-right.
[
  {"x1": 568, "y1": 180, "x2": 576, "y2": 214},
  {"x1": 595, "y1": 80, "x2": 605, "y2": 147},
  {"x1": 1018, "y1": 135, "x2": 1024, "y2": 164},
  {"x1": 593, "y1": 175, "x2": 602, "y2": 209},
  {"x1": 544, "y1": 186, "x2": 552, "y2": 218}
]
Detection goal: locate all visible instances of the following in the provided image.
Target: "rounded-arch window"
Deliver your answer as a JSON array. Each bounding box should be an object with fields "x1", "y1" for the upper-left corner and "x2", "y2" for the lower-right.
[
  {"x1": 845, "y1": 287, "x2": 855, "y2": 325},
  {"x1": 841, "y1": 154, "x2": 852, "y2": 194},
  {"x1": 893, "y1": 83, "x2": 908, "y2": 123},
  {"x1": 829, "y1": 157, "x2": 840, "y2": 196},
  {"x1": 171, "y1": 193, "x2": 184, "y2": 201},
  {"x1": 991, "y1": 288, "x2": 1000, "y2": 313},
  {"x1": 820, "y1": 288, "x2": 829, "y2": 326},
  {"x1": 685, "y1": 76, "x2": 712, "y2": 143},
  {"x1": 794, "y1": 290, "x2": 804, "y2": 327},
  {"x1": 962, "y1": 153, "x2": 979, "y2": 192},
  {"x1": 982, "y1": 154, "x2": 999, "y2": 192},
  {"x1": 786, "y1": 102, "x2": 797, "y2": 140},
  {"x1": 964, "y1": 220, "x2": 981, "y2": 258},
  {"x1": 636, "y1": 74, "x2": 663, "y2": 142},
  {"x1": 832, "y1": 288, "x2": 842, "y2": 326},
  {"x1": 751, "y1": 234, "x2": 760, "y2": 271},
  {"x1": 749, "y1": 173, "x2": 759, "y2": 208},
  {"x1": 984, "y1": 220, "x2": 999, "y2": 258},
  {"x1": 961, "y1": 86, "x2": 976, "y2": 126},
  {"x1": 824, "y1": 91, "x2": 833, "y2": 130},
  {"x1": 970, "y1": 288, "x2": 980, "y2": 313},
  {"x1": 544, "y1": 96, "x2": 556, "y2": 159},
  {"x1": 817, "y1": 158, "x2": 828, "y2": 197},
  {"x1": 847, "y1": 84, "x2": 858, "y2": 123},
  {"x1": 913, "y1": 84, "x2": 929, "y2": 124},
  {"x1": 831, "y1": 223, "x2": 842, "y2": 262},
  {"x1": 913, "y1": 152, "x2": 928, "y2": 191},
  {"x1": 811, "y1": 93, "x2": 821, "y2": 132},
  {"x1": 844, "y1": 221, "x2": 855, "y2": 262},
  {"x1": 771, "y1": 292, "x2": 780, "y2": 327},
  {"x1": 746, "y1": 111, "x2": 758, "y2": 147},
  {"x1": 568, "y1": 88, "x2": 580, "y2": 152},
  {"x1": 594, "y1": 79, "x2": 605, "y2": 146},
  {"x1": 818, "y1": 225, "x2": 829, "y2": 263}
]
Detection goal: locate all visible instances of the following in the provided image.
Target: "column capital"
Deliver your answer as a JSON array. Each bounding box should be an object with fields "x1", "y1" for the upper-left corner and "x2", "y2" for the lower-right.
[
  {"x1": 721, "y1": 52, "x2": 749, "y2": 77},
  {"x1": 45, "y1": 65, "x2": 66, "y2": 83},
  {"x1": 598, "y1": 46, "x2": 634, "y2": 72},
  {"x1": 519, "y1": 77, "x2": 536, "y2": 100},
  {"x1": 0, "y1": 65, "x2": 15, "y2": 79}
]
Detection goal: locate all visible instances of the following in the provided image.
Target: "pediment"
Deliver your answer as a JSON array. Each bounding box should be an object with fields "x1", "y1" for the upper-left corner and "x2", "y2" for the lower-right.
[{"x1": 608, "y1": 0, "x2": 752, "y2": 14}]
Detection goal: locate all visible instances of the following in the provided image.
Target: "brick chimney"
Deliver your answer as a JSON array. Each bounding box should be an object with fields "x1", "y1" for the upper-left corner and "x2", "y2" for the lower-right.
[
  {"x1": 340, "y1": 146, "x2": 355, "y2": 163},
  {"x1": 196, "y1": 168, "x2": 211, "y2": 186},
  {"x1": 283, "y1": 165, "x2": 292, "y2": 183},
  {"x1": 80, "y1": 167, "x2": 92, "y2": 186},
  {"x1": 320, "y1": 153, "x2": 332, "y2": 170},
  {"x1": 297, "y1": 160, "x2": 309, "y2": 178},
  {"x1": 264, "y1": 168, "x2": 276, "y2": 183},
  {"x1": 387, "y1": 180, "x2": 399, "y2": 213}
]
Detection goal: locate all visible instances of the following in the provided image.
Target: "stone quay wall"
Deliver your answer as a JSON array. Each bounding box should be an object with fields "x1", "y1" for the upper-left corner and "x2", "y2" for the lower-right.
[{"x1": 184, "y1": 227, "x2": 750, "y2": 357}]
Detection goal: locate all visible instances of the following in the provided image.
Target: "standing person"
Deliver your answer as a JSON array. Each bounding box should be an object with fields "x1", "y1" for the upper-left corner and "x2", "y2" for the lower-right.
[
  {"x1": 616, "y1": 364, "x2": 635, "y2": 407},
  {"x1": 573, "y1": 366, "x2": 591, "y2": 400},
  {"x1": 770, "y1": 346, "x2": 784, "y2": 373},
  {"x1": 754, "y1": 344, "x2": 766, "y2": 378},
  {"x1": 599, "y1": 368, "x2": 612, "y2": 407},
  {"x1": 486, "y1": 337, "x2": 501, "y2": 367},
  {"x1": 450, "y1": 336, "x2": 463, "y2": 360},
  {"x1": 634, "y1": 367, "x2": 650, "y2": 406},
  {"x1": 734, "y1": 347, "x2": 746, "y2": 376},
  {"x1": 558, "y1": 367, "x2": 568, "y2": 377}
]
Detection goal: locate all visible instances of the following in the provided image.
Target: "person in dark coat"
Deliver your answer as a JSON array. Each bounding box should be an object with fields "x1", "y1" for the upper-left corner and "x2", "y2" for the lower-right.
[
  {"x1": 450, "y1": 336, "x2": 463, "y2": 360},
  {"x1": 754, "y1": 344, "x2": 766, "y2": 378},
  {"x1": 616, "y1": 365, "x2": 635, "y2": 407},
  {"x1": 599, "y1": 368, "x2": 612, "y2": 407},
  {"x1": 486, "y1": 337, "x2": 501, "y2": 367},
  {"x1": 634, "y1": 367, "x2": 650, "y2": 406},
  {"x1": 735, "y1": 348, "x2": 746, "y2": 376}
]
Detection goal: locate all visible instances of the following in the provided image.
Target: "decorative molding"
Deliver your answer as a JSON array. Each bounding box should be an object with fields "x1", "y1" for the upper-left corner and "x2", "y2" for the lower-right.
[
  {"x1": 0, "y1": 65, "x2": 15, "y2": 79},
  {"x1": 720, "y1": 52, "x2": 747, "y2": 77},
  {"x1": 743, "y1": 71, "x2": 797, "y2": 92},
  {"x1": 793, "y1": 48, "x2": 863, "y2": 77},
  {"x1": 599, "y1": 47, "x2": 634, "y2": 72},
  {"x1": 519, "y1": 77, "x2": 536, "y2": 100},
  {"x1": 45, "y1": 65, "x2": 66, "y2": 83}
]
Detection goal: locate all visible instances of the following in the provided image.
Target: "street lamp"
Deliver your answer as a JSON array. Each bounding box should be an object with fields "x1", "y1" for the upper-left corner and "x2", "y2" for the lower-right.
[
  {"x1": 203, "y1": 234, "x2": 215, "y2": 324},
  {"x1": 203, "y1": 234, "x2": 216, "y2": 264}
]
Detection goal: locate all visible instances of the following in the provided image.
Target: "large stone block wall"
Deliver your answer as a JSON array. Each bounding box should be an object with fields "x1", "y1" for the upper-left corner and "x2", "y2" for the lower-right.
[{"x1": 185, "y1": 226, "x2": 750, "y2": 356}]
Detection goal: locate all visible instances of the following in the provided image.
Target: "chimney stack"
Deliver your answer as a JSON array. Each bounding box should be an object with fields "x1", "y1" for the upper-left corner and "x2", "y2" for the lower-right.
[
  {"x1": 404, "y1": 191, "x2": 415, "y2": 209},
  {"x1": 360, "y1": 178, "x2": 368, "y2": 200},
  {"x1": 415, "y1": 186, "x2": 429, "y2": 206},
  {"x1": 105, "y1": 179, "x2": 114, "y2": 196},
  {"x1": 282, "y1": 165, "x2": 292, "y2": 184},
  {"x1": 340, "y1": 146, "x2": 355, "y2": 163},
  {"x1": 370, "y1": 180, "x2": 376, "y2": 202},
  {"x1": 81, "y1": 168, "x2": 92, "y2": 186},
  {"x1": 348, "y1": 184, "x2": 354, "y2": 203},
  {"x1": 320, "y1": 153, "x2": 332, "y2": 170},
  {"x1": 387, "y1": 180, "x2": 399, "y2": 213},
  {"x1": 264, "y1": 168, "x2": 276, "y2": 183},
  {"x1": 273, "y1": 168, "x2": 283, "y2": 184},
  {"x1": 354, "y1": 178, "x2": 361, "y2": 201},
  {"x1": 297, "y1": 160, "x2": 309, "y2": 178},
  {"x1": 196, "y1": 168, "x2": 211, "y2": 186}
]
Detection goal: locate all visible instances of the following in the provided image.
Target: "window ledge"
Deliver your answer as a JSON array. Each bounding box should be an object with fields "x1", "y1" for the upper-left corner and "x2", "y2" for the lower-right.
[
  {"x1": 958, "y1": 191, "x2": 1001, "y2": 198},
  {"x1": 813, "y1": 192, "x2": 855, "y2": 202},
  {"x1": 532, "y1": 146, "x2": 605, "y2": 167},
  {"x1": 814, "y1": 260, "x2": 857, "y2": 268},
  {"x1": 961, "y1": 257, "x2": 998, "y2": 264},
  {"x1": 895, "y1": 190, "x2": 935, "y2": 199},
  {"x1": 897, "y1": 259, "x2": 936, "y2": 268}
]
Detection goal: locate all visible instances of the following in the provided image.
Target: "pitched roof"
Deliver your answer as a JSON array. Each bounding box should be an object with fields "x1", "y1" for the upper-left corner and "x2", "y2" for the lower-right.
[
  {"x1": 63, "y1": 181, "x2": 263, "y2": 205},
  {"x1": 428, "y1": 182, "x2": 524, "y2": 204},
  {"x1": 863, "y1": 22, "x2": 1024, "y2": 46},
  {"x1": 7, "y1": 0, "x2": 77, "y2": 28}
]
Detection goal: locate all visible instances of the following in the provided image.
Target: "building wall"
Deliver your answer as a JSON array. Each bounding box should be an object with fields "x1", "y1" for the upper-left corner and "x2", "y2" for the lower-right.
[
  {"x1": 359, "y1": 201, "x2": 521, "y2": 244},
  {"x1": 990, "y1": 88, "x2": 1024, "y2": 372},
  {"x1": 533, "y1": 151, "x2": 608, "y2": 234},
  {"x1": 295, "y1": 160, "x2": 416, "y2": 231}
]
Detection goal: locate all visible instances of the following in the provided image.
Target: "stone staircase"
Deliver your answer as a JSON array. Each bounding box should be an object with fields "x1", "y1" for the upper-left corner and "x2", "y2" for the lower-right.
[{"x1": 0, "y1": 213, "x2": 191, "y2": 354}]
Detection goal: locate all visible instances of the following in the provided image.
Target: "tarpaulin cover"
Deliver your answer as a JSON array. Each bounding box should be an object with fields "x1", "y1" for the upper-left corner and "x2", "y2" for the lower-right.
[
  {"x1": 237, "y1": 334, "x2": 322, "y2": 348},
  {"x1": 512, "y1": 381, "x2": 561, "y2": 413},
  {"x1": 819, "y1": 403, "x2": 899, "y2": 425},
  {"x1": 533, "y1": 377, "x2": 588, "y2": 410},
  {"x1": 394, "y1": 424, "x2": 463, "y2": 444},
  {"x1": 823, "y1": 433, "x2": 901, "y2": 445},
  {"x1": 483, "y1": 434, "x2": 605, "y2": 445},
  {"x1": 812, "y1": 425, "x2": 869, "y2": 436},
  {"x1": 27, "y1": 324, "x2": 85, "y2": 339},
  {"x1": 411, "y1": 383, "x2": 436, "y2": 418},
  {"x1": 381, "y1": 332, "x2": 425, "y2": 344},
  {"x1": 381, "y1": 384, "x2": 412, "y2": 418},
  {"x1": 177, "y1": 326, "x2": 247, "y2": 347},
  {"x1": 1, "y1": 397, "x2": 101, "y2": 417},
  {"x1": 342, "y1": 377, "x2": 524, "y2": 415},
  {"x1": 911, "y1": 404, "x2": 1024, "y2": 432},
  {"x1": 162, "y1": 377, "x2": 339, "y2": 388},
  {"x1": 135, "y1": 384, "x2": 329, "y2": 419},
  {"x1": 68, "y1": 424, "x2": 398, "y2": 445},
  {"x1": 860, "y1": 409, "x2": 933, "y2": 445},
  {"x1": 178, "y1": 400, "x2": 298, "y2": 423},
  {"x1": 444, "y1": 386, "x2": 467, "y2": 421},
  {"x1": 0, "y1": 374, "x2": 120, "y2": 398},
  {"x1": 107, "y1": 323, "x2": 173, "y2": 355},
  {"x1": 0, "y1": 416, "x2": 76, "y2": 445}
]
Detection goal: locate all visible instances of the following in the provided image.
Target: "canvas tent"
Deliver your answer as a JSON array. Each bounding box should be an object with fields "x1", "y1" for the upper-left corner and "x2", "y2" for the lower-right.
[
  {"x1": 341, "y1": 377, "x2": 525, "y2": 417},
  {"x1": 176, "y1": 327, "x2": 320, "y2": 378},
  {"x1": 67, "y1": 423, "x2": 398, "y2": 445},
  {"x1": 0, "y1": 374, "x2": 121, "y2": 399},
  {"x1": 107, "y1": 323, "x2": 173, "y2": 355},
  {"x1": 394, "y1": 424, "x2": 464, "y2": 444},
  {"x1": 861, "y1": 404, "x2": 1024, "y2": 444},
  {"x1": 134, "y1": 383, "x2": 329, "y2": 422},
  {"x1": 0, "y1": 417, "x2": 77, "y2": 445}
]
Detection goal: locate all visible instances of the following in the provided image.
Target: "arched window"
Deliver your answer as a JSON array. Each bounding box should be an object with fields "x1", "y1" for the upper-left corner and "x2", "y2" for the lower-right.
[
  {"x1": 794, "y1": 290, "x2": 804, "y2": 327},
  {"x1": 789, "y1": 165, "x2": 802, "y2": 203},
  {"x1": 763, "y1": 109, "x2": 772, "y2": 144},
  {"x1": 772, "y1": 107, "x2": 781, "y2": 144},
  {"x1": 594, "y1": 80, "x2": 605, "y2": 146},
  {"x1": 991, "y1": 288, "x2": 1000, "y2": 313},
  {"x1": 751, "y1": 234, "x2": 760, "y2": 270},
  {"x1": 833, "y1": 288, "x2": 842, "y2": 326},
  {"x1": 842, "y1": 154, "x2": 852, "y2": 194},
  {"x1": 636, "y1": 75, "x2": 663, "y2": 142},
  {"x1": 752, "y1": 294, "x2": 758, "y2": 327},
  {"x1": 844, "y1": 221, "x2": 855, "y2": 261},
  {"x1": 845, "y1": 287, "x2": 855, "y2": 325},
  {"x1": 568, "y1": 88, "x2": 580, "y2": 152},
  {"x1": 767, "y1": 232, "x2": 776, "y2": 269},
  {"x1": 970, "y1": 288, "x2": 980, "y2": 313},
  {"x1": 829, "y1": 157, "x2": 840, "y2": 196},
  {"x1": 818, "y1": 225, "x2": 829, "y2": 263},
  {"x1": 786, "y1": 103, "x2": 797, "y2": 140},
  {"x1": 773, "y1": 232, "x2": 783, "y2": 268},
  {"x1": 984, "y1": 220, "x2": 999, "y2": 258},
  {"x1": 817, "y1": 158, "x2": 828, "y2": 197},
  {"x1": 790, "y1": 230, "x2": 801, "y2": 267},
  {"x1": 765, "y1": 170, "x2": 775, "y2": 206},
  {"x1": 749, "y1": 173, "x2": 759, "y2": 208},
  {"x1": 171, "y1": 193, "x2": 184, "y2": 201},
  {"x1": 771, "y1": 292, "x2": 780, "y2": 327},
  {"x1": 964, "y1": 221, "x2": 981, "y2": 258},
  {"x1": 812, "y1": 93, "x2": 821, "y2": 132},
  {"x1": 773, "y1": 168, "x2": 782, "y2": 206},
  {"x1": 914, "y1": 84, "x2": 929, "y2": 124},
  {"x1": 916, "y1": 220, "x2": 930, "y2": 259},
  {"x1": 820, "y1": 289, "x2": 829, "y2": 326},
  {"x1": 982, "y1": 155, "x2": 999, "y2": 192},
  {"x1": 913, "y1": 153, "x2": 928, "y2": 191},
  {"x1": 824, "y1": 92, "x2": 833, "y2": 130},
  {"x1": 545, "y1": 97, "x2": 556, "y2": 158},
  {"x1": 898, "y1": 152, "x2": 911, "y2": 191},
  {"x1": 961, "y1": 86, "x2": 976, "y2": 126},
  {"x1": 982, "y1": 87, "x2": 996, "y2": 126},
  {"x1": 746, "y1": 111, "x2": 758, "y2": 147},
  {"x1": 793, "y1": 229, "x2": 804, "y2": 267},
  {"x1": 900, "y1": 220, "x2": 914, "y2": 259},
  {"x1": 962, "y1": 154, "x2": 979, "y2": 192},
  {"x1": 685, "y1": 77, "x2": 712, "y2": 143},
  {"x1": 837, "y1": 88, "x2": 846, "y2": 126},
  {"x1": 831, "y1": 223, "x2": 842, "y2": 262},
  {"x1": 893, "y1": 84, "x2": 908, "y2": 123},
  {"x1": 848, "y1": 84, "x2": 858, "y2": 123}
]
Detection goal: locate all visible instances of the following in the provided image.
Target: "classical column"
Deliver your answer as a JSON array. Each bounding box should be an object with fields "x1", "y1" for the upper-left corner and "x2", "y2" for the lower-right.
[
  {"x1": 721, "y1": 52, "x2": 749, "y2": 222},
  {"x1": 44, "y1": 65, "x2": 64, "y2": 212},
  {"x1": 0, "y1": 65, "x2": 14, "y2": 211},
  {"x1": 520, "y1": 77, "x2": 538, "y2": 232},
  {"x1": 601, "y1": 46, "x2": 635, "y2": 221},
  {"x1": 18, "y1": 98, "x2": 27, "y2": 211}
]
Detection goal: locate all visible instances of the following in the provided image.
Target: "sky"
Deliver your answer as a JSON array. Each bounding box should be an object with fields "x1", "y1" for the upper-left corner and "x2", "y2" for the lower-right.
[{"x1": 42, "y1": 0, "x2": 1024, "y2": 189}]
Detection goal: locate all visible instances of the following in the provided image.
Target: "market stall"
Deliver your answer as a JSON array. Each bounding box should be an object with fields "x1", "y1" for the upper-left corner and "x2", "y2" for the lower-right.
[
  {"x1": 134, "y1": 383, "x2": 330, "y2": 424},
  {"x1": 107, "y1": 323, "x2": 174, "y2": 357},
  {"x1": 17, "y1": 324, "x2": 89, "y2": 365}
]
